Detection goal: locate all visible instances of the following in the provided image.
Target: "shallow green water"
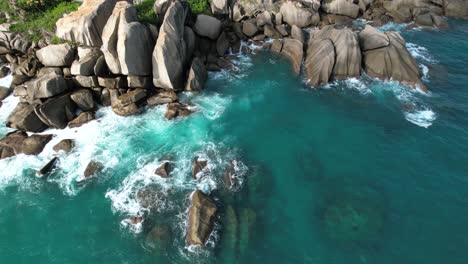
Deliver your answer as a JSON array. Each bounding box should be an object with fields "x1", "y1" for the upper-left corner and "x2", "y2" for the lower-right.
[{"x1": 0, "y1": 21, "x2": 468, "y2": 263}]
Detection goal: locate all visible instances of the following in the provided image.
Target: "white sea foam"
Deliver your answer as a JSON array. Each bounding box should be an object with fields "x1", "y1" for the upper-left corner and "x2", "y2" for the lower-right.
[
  {"x1": 406, "y1": 42, "x2": 437, "y2": 64},
  {"x1": 404, "y1": 109, "x2": 436, "y2": 128},
  {"x1": 0, "y1": 72, "x2": 13, "y2": 88}
]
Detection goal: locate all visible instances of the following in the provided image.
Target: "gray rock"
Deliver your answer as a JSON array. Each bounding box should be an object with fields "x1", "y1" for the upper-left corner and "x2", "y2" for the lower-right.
[
  {"x1": 305, "y1": 38, "x2": 335, "y2": 86},
  {"x1": 280, "y1": 1, "x2": 320, "y2": 28},
  {"x1": 192, "y1": 157, "x2": 207, "y2": 179},
  {"x1": 112, "y1": 102, "x2": 140, "y2": 116},
  {"x1": 193, "y1": 15, "x2": 222, "y2": 40},
  {"x1": 71, "y1": 51, "x2": 102, "y2": 76},
  {"x1": 0, "y1": 64, "x2": 10, "y2": 78},
  {"x1": 242, "y1": 20, "x2": 258, "y2": 37},
  {"x1": 291, "y1": 25, "x2": 304, "y2": 44},
  {"x1": 36, "y1": 67, "x2": 63, "y2": 78},
  {"x1": 36, "y1": 44, "x2": 76, "y2": 67},
  {"x1": 73, "y1": 75, "x2": 99, "y2": 88},
  {"x1": 127, "y1": 76, "x2": 152, "y2": 89},
  {"x1": 313, "y1": 26, "x2": 361, "y2": 79},
  {"x1": 185, "y1": 58, "x2": 207, "y2": 92},
  {"x1": 119, "y1": 22, "x2": 154, "y2": 75},
  {"x1": 165, "y1": 102, "x2": 192, "y2": 120},
  {"x1": 56, "y1": 0, "x2": 119, "y2": 46},
  {"x1": 27, "y1": 73, "x2": 69, "y2": 100},
  {"x1": 264, "y1": 24, "x2": 282, "y2": 39},
  {"x1": 271, "y1": 39, "x2": 283, "y2": 53},
  {"x1": 184, "y1": 26, "x2": 196, "y2": 63},
  {"x1": 37, "y1": 157, "x2": 58, "y2": 177},
  {"x1": 361, "y1": 27, "x2": 426, "y2": 91},
  {"x1": 71, "y1": 89, "x2": 95, "y2": 111},
  {"x1": 98, "y1": 76, "x2": 126, "y2": 89},
  {"x1": 83, "y1": 160, "x2": 103, "y2": 178},
  {"x1": 211, "y1": 0, "x2": 229, "y2": 15},
  {"x1": 94, "y1": 55, "x2": 109, "y2": 76},
  {"x1": 116, "y1": 89, "x2": 147, "y2": 106},
  {"x1": 35, "y1": 94, "x2": 76, "y2": 129},
  {"x1": 275, "y1": 12, "x2": 283, "y2": 25},
  {"x1": 153, "y1": 0, "x2": 177, "y2": 20},
  {"x1": 7, "y1": 103, "x2": 47, "y2": 132},
  {"x1": 152, "y1": 2, "x2": 187, "y2": 90},
  {"x1": 322, "y1": 0, "x2": 360, "y2": 18},
  {"x1": 358, "y1": 25, "x2": 389, "y2": 51},
  {"x1": 280, "y1": 38, "x2": 303, "y2": 75},
  {"x1": 21, "y1": 134, "x2": 52, "y2": 155}
]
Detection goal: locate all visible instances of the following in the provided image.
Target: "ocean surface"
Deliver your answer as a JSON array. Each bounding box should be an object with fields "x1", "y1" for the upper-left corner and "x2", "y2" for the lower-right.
[{"x1": 0, "y1": 20, "x2": 467, "y2": 263}]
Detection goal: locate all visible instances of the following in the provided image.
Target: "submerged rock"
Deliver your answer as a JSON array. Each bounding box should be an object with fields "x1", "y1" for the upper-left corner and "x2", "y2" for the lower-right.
[
  {"x1": 239, "y1": 208, "x2": 256, "y2": 256},
  {"x1": 220, "y1": 205, "x2": 238, "y2": 263},
  {"x1": 84, "y1": 160, "x2": 103, "y2": 178},
  {"x1": 186, "y1": 190, "x2": 217, "y2": 246},
  {"x1": 145, "y1": 224, "x2": 172, "y2": 252}
]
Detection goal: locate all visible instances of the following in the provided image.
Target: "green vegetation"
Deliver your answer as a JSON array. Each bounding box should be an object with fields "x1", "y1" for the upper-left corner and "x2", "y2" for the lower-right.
[
  {"x1": 9, "y1": 1, "x2": 80, "y2": 42},
  {"x1": 135, "y1": 0, "x2": 158, "y2": 25},
  {"x1": 188, "y1": 0, "x2": 210, "y2": 15}
]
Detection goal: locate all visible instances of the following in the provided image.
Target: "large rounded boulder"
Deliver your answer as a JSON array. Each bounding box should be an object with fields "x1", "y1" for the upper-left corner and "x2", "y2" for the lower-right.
[{"x1": 186, "y1": 190, "x2": 217, "y2": 246}]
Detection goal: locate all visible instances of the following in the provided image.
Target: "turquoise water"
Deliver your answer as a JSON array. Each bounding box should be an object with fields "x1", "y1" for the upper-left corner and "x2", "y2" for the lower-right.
[{"x1": 0, "y1": 20, "x2": 468, "y2": 263}]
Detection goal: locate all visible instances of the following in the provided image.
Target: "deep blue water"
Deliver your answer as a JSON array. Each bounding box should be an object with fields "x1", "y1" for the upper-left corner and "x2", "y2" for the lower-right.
[{"x1": 0, "y1": 20, "x2": 467, "y2": 263}]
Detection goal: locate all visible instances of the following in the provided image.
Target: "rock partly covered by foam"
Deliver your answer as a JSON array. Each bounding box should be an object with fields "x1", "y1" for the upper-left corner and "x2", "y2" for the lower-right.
[
  {"x1": 359, "y1": 25, "x2": 426, "y2": 91},
  {"x1": 186, "y1": 190, "x2": 217, "y2": 246},
  {"x1": 152, "y1": 1, "x2": 187, "y2": 90},
  {"x1": 56, "y1": 0, "x2": 119, "y2": 47}
]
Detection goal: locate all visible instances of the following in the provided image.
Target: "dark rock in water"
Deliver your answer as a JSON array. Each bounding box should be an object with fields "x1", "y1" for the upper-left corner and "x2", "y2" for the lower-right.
[
  {"x1": 53, "y1": 139, "x2": 75, "y2": 153},
  {"x1": 21, "y1": 134, "x2": 52, "y2": 155},
  {"x1": 155, "y1": 161, "x2": 171, "y2": 178},
  {"x1": 68, "y1": 111, "x2": 95, "y2": 128},
  {"x1": 145, "y1": 224, "x2": 172, "y2": 252},
  {"x1": 147, "y1": 90, "x2": 178, "y2": 106},
  {"x1": 0, "y1": 64, "x2": 9, "y2": 78},
  {"x1": 71, "y1": 89, "x2": 95, "y2": 112},
  {"x1": 83, "y1": 160, "x2": 104, "y2": 178},
  {"x1": 186, "y1": 190, "x2": 217, "y2": 246},
  {"x1": 185, "y1": 58, "x2": 207, "y2": 92},
  {"x1": 164, "y1": 102, "x2": 193, "y2": 120},
  {"x1": 37, "y1": 157, "x2": 58, "y2": 178},
  {"x1": 192, "y1": 157, "x2": 207, "y2": 179},
  {"x1": 0, "y1": 86, "x2": 11, "y2": 101}
]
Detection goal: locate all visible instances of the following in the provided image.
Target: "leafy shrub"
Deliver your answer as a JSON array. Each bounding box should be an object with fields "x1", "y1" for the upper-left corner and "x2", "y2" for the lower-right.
[
  {"x1": 135, "y1": 0, "x2": 157, "y2": 25},
  {"x1": 10, "y1": 1, "x2": 80, "y2": 42},
  {"x1": 188, "y1": 0, "x2": 210, "y2": 15}
]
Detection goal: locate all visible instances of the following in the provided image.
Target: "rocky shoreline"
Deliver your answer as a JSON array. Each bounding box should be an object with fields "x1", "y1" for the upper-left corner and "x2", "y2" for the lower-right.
[{"x1": 0, "y1": 0, "x2": 467, "y2": 251}]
